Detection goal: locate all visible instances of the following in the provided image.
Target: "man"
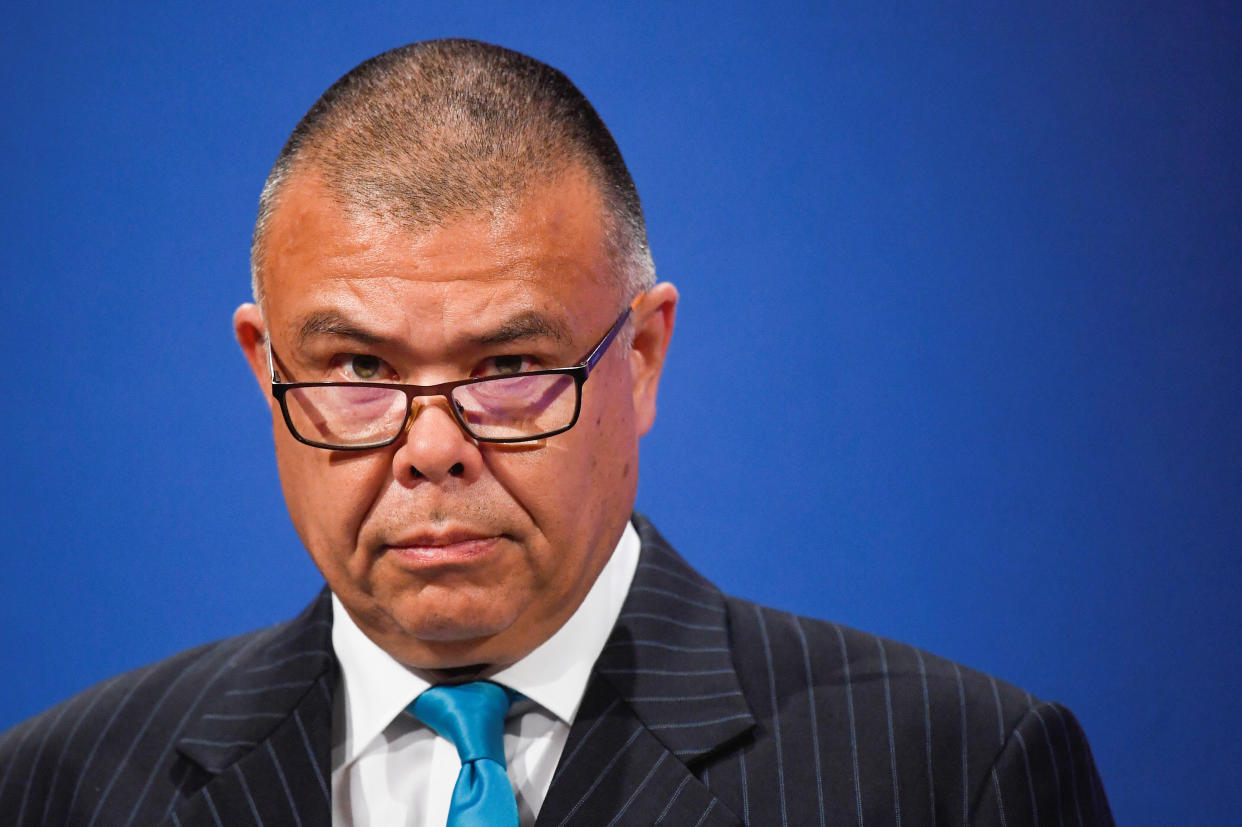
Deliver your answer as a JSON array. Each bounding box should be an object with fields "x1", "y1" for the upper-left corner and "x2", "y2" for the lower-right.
[{"x1": 0, "y1": 40, "x2": 1112, "y2": 825}]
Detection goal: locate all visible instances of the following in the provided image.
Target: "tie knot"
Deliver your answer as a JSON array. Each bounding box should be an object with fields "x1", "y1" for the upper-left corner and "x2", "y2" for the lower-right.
[{"x1": 409, "y1": 681, "x2": 514, "y2": 765}]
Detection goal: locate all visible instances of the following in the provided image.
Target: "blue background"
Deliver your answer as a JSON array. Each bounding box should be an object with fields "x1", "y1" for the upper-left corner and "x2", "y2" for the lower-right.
[{"x1": 2, "y1": 2, "x2": 1239, "y2": 823}]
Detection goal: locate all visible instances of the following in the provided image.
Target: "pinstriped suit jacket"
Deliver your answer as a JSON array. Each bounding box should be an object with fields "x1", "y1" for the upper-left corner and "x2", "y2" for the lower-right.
[{"x1": 0, "y1": 514, "x2": 1112, "y2": 825}]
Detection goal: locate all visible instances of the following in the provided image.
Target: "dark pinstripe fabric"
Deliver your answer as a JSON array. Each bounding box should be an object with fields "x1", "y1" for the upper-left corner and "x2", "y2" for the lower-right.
[
  {"x1": 0, "y1": 593, "x2": 336, "y2": 827},
  {"x1": 536, "y1": 517, "x2": 1113, "y2": 826},
  {"x1": 0, "y1": 515, "x2": 1113, "y2": 825}
]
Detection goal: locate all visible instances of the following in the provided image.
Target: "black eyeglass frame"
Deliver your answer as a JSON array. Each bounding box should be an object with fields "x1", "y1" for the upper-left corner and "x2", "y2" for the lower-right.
[{"x1": 266, "y1": 300, "x2": 637, "y2": 450}]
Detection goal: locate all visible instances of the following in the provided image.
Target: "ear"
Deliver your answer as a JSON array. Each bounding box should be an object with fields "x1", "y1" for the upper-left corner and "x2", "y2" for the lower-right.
[
  {"x1": 233, "y1": 303, "x2": 273, "y2": 401},
  {"x1": 627, "y1": 282, "x2": 678, "y2": 437}
]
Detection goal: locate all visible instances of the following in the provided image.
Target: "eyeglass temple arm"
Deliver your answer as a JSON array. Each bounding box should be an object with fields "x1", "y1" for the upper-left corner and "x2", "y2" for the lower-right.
[
  {"x1": 264, "y1": 336, "x2": 283, "y2": 384},
  {"x1": 583, "y1": 293, "x2": 645, "y2": 375}
]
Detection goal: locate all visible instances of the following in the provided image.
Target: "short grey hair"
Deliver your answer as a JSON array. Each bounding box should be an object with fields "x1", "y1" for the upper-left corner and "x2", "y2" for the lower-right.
[{"x1": 250, "y1": 39, "x2": 655, "y2": 307}]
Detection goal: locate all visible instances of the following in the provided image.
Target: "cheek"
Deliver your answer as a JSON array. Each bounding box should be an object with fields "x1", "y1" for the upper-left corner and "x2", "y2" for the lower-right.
[
  {"x1": 584, "y1": 373, "x2": 640, "y2": 494},
  {"x1": 501, "y1": 376, "x2": 638, "y2": 569},
  {"x1": 274, "y1": 435, "x2": 387, "y2": 567}
]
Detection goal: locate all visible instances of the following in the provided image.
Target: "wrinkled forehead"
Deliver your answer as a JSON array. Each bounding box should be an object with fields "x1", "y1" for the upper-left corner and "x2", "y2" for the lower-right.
[{"x1": 259, "y1": 167, "x2": 622, "y2": 350}]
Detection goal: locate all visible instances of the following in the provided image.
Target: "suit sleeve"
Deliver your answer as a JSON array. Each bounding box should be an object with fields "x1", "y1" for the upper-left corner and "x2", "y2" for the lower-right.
[{"x1": 970, "y1": 701, "x2": 1114, "y2": 826}]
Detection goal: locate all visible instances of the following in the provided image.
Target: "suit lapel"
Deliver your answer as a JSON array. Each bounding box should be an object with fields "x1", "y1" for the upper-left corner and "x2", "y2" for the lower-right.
[
  {"x1": 171, "y1": 590, "x2": 336, "y2": 827},
  {"x1": 535, "y1": 515, "x2": 752, "y2": 826}
]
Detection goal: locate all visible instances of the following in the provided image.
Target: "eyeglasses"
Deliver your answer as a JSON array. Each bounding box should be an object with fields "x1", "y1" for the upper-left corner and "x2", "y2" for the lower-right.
[{"x1": 266, "y1": 299, "x2": 637, "y2": 450}]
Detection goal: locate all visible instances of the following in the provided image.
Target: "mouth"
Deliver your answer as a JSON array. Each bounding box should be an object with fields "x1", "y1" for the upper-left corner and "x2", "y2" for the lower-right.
[{"x1": 382, "y1": 530, "x2": 505, "y2": 568}]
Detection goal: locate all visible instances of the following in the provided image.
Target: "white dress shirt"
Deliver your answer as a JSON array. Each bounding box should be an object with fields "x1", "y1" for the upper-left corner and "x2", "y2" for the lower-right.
[{"x1": 330, "y1": 521, "x2": 640, "y2": 827}]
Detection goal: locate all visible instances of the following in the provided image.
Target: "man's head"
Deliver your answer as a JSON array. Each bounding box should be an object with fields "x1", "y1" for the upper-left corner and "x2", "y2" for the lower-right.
[
  {"x1": 249, "y1": 38, "x2": 655, "y2": 307},
  {"x1": 234, "y1": 40, "x2": 677, "y2": 673}
]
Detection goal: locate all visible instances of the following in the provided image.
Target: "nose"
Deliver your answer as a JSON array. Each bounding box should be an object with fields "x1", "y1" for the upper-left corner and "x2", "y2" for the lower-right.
[{"x1": 390, "y1": 398, "x2": 483, "y2": 486}]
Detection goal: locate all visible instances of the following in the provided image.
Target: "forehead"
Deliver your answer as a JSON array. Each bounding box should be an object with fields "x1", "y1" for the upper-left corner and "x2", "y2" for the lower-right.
[{"x1": 259, "y1": 167, "x2": 618, "y2": 344}]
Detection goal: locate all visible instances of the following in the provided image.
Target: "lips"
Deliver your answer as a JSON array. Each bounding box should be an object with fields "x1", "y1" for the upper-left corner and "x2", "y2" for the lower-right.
[{"x1": 382, "y1": 530, "x2": 503, "y2": 567}]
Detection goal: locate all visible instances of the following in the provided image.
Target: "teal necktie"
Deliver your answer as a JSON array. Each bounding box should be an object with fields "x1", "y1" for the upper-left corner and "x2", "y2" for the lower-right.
[{"x1": 409, "y1": 682, "x2": 520, "y2": 827}]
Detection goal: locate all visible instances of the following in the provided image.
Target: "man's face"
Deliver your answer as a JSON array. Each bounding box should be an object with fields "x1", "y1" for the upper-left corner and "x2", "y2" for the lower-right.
[{"x1": 235, "y1": 167, "x2": 675, "y2": 670}]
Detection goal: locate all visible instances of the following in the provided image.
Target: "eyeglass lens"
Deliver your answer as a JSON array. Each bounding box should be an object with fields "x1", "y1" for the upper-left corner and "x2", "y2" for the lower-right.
[{"x1": 283, "y1": 372, "x2": 578, "y2": 447}]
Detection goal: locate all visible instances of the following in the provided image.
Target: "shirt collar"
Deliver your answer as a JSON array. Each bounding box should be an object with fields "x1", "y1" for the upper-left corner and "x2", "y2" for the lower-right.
[{"x1": 331, "y1": 519, "x2": 641, "y2": 768}]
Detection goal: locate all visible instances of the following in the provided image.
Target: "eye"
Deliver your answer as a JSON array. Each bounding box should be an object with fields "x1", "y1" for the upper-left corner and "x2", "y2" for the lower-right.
[
  {"x1": 340, "y1": 354, "x2": 386, "y2": 381},
  {"x1": 476, "y1": 354, "x2": 539, "y2": 377}
]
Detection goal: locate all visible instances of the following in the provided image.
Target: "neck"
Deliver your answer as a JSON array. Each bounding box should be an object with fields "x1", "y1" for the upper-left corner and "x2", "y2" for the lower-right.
[{"x1": 424, "y1": 663, "x2": 492, "y2": 683}]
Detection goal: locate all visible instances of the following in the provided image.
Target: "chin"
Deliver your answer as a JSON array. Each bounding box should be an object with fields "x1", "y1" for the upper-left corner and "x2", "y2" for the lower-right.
[
  {"x1": 395, "y1": 600, "x2": 521, "y2": 646},
  {"x1": 396, "y1": 628, "x2": 520, "y2": 672},
  {"x1": 408, "y1": 620, "x2": 507, "y2": 643},
  {"x1": 369, "y1": 586, "x2": 539, "y2": 666}
]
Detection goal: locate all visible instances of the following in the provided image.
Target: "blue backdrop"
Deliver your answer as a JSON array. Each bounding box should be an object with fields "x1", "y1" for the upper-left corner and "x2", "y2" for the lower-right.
[{"x1": 2, "y1": 3, "x2": 1239, "y2": 823}]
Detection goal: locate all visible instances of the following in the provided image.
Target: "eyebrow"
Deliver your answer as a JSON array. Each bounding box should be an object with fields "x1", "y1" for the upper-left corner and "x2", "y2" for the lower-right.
[
  {"x1": 466, "y1": 310, "x2": 572, "y2": 347},
  {"x1": 296, "y1": 311, "x2": 387, "y2": 347},
  {"x1": 292, "y1": 308, "x2": 573, "y2": 349}
]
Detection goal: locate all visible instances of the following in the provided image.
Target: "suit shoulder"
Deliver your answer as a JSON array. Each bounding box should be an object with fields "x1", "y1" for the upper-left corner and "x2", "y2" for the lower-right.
[
  {"x1": 0, "y1": 623, "x2": 280, "y2": 810},
  {"x1": 720, "y1": 593, "x2": 1044, "y2": 781},
  {"x1": 724, "y1": 595, "x2": 1034, "y2": 706},
  {"x1": 8, "y1": 624, "x2": 284, "y2": 736},
  {"x1": 633, "y1": 526, "x2": 1114, "y2": 824},
  {"x1": 715, "y1": 596, "x2": 1115, "y2": 823}
]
